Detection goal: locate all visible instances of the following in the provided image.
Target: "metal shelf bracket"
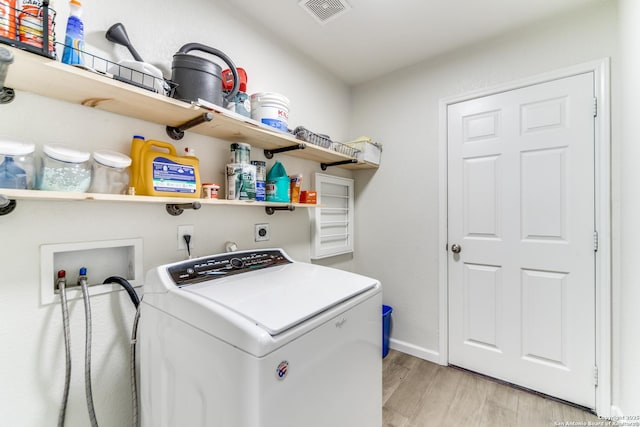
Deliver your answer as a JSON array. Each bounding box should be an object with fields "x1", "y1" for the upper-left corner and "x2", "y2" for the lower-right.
[
  {"x1": 320, "y1": 159, "x2": 358, "y2": 170},
  {"x1": 0, "y1": 87, "x2": 15, "y2": 104},
  {"x1": 166, "y1": 201, "x2": 202, "y2": 216},
  {"x1": 166, "y1": 112, "x2": 214, "y2": 140},
  {"x1": 0, "y1": 195, "x2": 16, "y2": 216},
  {"x1": 1, "y1": 44, "x2": 15, "y2": 104},
  {"x1": 264, "y1": 143, "x2": 306, "y2": 159},
  {"x1": 265, "y1": 205, "x2": 295, "y2": 215}
]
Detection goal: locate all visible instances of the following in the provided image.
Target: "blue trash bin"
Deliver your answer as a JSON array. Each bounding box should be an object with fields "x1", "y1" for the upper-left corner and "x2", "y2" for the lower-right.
[{"x1": 382, "y1": 305, "x2": 393, "y2": 358}]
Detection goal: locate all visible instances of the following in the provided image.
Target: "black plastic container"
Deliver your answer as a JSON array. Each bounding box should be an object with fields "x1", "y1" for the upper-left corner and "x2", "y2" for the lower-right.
[{"x1": 170, "y1": 43, "x2": 239, "y2": 107}]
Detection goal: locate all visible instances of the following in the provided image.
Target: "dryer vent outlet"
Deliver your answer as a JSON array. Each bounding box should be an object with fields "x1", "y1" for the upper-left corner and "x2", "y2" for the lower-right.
[{"x1": 299, "y1": 0, "x2": 351, "y2": 24}]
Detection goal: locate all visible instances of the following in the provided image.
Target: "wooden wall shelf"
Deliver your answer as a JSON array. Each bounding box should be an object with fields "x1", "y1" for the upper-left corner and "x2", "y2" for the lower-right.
[{"x1": 3, "y1": 46, "x2": 378, "y2": 170}]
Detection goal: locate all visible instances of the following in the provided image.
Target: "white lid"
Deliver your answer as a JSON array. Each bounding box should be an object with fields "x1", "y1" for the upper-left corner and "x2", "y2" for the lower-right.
[
  {"x1": 43, "y1": 144, "x2": 91, "y2": 163},
  {"x1": 185, "y1": 262, "x2": 378, "y2": 335},
  {"x1": 93, "y1": 150, "x2": 132, "y2": 168},
  {"x1": 250, "y1": 92, "x2": 290, "y2": 105},
  {"x1": 0, "y1": 139, "x2": 35, "y2": 156}
]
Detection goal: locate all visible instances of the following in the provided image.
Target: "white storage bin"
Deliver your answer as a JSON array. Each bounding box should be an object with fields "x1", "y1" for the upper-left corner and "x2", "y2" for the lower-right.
[{"x1": 345, "y1": 139, "x2": 382, "y2": 165}]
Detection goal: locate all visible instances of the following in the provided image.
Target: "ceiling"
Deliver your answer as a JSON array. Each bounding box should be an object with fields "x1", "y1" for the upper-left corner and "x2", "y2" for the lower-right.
[{"x1": 223, "y1": 0, "x2": 606, "y2": 85}]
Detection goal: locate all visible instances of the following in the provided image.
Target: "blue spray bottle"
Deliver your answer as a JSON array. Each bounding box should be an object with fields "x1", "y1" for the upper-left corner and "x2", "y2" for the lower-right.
[{"x1": 61, "y1": 0, "x2": 84, "y2": 65}]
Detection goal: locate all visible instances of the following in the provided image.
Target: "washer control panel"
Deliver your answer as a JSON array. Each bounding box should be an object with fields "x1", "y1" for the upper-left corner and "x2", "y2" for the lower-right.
[{"x1": 168, "y1": 249, "x2": 291, "y2": 287}]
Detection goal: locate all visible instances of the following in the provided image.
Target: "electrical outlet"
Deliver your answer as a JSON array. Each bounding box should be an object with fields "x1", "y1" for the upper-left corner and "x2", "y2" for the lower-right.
[
  {"x1": 178, "y1": 225, "x2": 194, "y2": 250},
  {"x1": 255, "y1": 223, "x2": 270, "y2": 242}
]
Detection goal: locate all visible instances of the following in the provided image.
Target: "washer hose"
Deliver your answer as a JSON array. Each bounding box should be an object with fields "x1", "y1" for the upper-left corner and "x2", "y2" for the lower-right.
[
  {"x1": 57, "y1": 273, "x2": 140, "y2": 427},
  {"x1": 102, "y1": 275, "x2": 141, "y2": 427},
  {"x1": 130, "y1": 304, "x2": 141, "y2": 427},
  {"x1": 79, "y1": 268, "x2": 99, "y2": 427},
  {"x1": 57, "y1": 271, "x2": 72, "y2": 427},
  {"x1": 102, "y1": 276, "x2": 140, "y2": 308}
]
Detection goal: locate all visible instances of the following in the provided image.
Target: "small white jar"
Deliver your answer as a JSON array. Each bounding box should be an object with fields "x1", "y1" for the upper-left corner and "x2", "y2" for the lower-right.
[
  {"x1": 39, "y1": 145, "x2": 92, "y2": 192},
  {"x1": 0, "y1": 139, "x2": 36, "y2": 189},
  {"x1": 89, "y1": 150, "x2": 132, "y2": 194}
]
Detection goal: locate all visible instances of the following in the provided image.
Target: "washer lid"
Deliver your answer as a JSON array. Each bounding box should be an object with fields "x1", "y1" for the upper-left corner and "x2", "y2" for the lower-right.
[{"x1": 182, "y1": 262, "x2": 377, "y2": 335}]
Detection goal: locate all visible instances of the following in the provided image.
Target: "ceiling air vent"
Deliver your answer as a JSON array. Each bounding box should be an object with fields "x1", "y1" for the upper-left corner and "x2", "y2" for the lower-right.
[{"x1": 299, "y1": 0, "x2": 351, "y2": 25}]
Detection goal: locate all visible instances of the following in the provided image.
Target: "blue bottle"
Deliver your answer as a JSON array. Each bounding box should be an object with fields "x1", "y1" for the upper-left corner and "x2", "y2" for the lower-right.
[
  {"x1": 0, "y1": 156, "x2": 27, "y2": 189},
  {"x1": 61, "y1": 0, "x2": 84, "y2": 65}
]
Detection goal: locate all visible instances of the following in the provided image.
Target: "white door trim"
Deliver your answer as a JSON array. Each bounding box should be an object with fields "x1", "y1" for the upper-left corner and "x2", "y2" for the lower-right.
[{"x1": 437, "y1": 58, "x2": 611, "y2": 416}]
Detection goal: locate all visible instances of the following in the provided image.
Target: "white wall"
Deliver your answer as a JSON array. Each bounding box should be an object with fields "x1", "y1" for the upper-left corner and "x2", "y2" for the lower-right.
[
  {"x1": 353, "y1": 0, "x2": 640, "y2": 417},
  {"x1": 351, "y1": 0, "x2": 619, "y2": 365},
  {"x1": 4, "y1": 0, "x2": 638, "y2": 424},
  {"x1": 0, "y1": 1, "x2": 353, "y2": 425},
  {"x1": 616, "y1": 0, "x2": 640, "y2": 417}
]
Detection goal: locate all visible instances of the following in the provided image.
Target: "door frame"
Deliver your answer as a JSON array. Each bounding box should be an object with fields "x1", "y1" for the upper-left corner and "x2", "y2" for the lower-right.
[{"x1": 437, "y1": 58, "x2": 611, "y2": 416}]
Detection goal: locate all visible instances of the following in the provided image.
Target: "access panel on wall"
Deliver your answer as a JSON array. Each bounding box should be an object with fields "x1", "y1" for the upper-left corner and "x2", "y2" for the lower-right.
[{"x1": 311, "y1": 173, "x2": 354, "y2": 259}]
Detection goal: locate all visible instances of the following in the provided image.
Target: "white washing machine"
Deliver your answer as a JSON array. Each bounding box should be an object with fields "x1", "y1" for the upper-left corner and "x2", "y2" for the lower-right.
[{"x1": 139, "y1": 248, "x2": 382, "y2": 427}]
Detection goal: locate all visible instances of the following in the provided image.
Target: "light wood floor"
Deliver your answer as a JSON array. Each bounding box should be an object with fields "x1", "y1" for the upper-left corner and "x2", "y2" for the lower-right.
[{"x1": 383, "y1": 350, "x2": 603, "y2": 427}]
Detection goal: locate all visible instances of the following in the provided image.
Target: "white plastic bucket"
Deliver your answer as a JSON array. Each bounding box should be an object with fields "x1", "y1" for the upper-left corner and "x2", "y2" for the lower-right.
[{"x1": 251, "y1": 92, "x2": 290, "y2": 132}]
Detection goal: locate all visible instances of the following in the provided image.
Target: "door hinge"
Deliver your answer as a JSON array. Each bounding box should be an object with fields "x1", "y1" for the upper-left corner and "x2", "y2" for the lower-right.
[
  {"x1": 594, "y1": 230, "x2": 599, "y2": 252},
  {"x1": 593, "y1": 97, "x2": 598, "y2": 117},
  {"x1": 593, "y1": 365, "x2": 599, "y2": 387}
]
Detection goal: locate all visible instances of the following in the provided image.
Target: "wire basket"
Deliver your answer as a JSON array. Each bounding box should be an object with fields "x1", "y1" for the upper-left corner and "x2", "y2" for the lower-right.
[
  {"x1": 293, "y1": 126, "x2": 332, "y2": 148},
  {"x1": 0, "y1": 0, "x2": 56, "y2": 59},
  {"x1": 330, "y1": 141, "x2": 359, "y2": 158},
  {"x1": 56, "y1": 43, "x2": 176, "y2": 95},
  {"x1": 293, "y1": 126, "x2": 359, "y2": 158}
]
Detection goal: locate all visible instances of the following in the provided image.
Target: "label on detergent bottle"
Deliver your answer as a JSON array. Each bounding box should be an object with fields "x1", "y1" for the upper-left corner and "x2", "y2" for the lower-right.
[
  {"x1": 18, "y1": 0, "x2": 54, "y2": 52},
  {"x1": 152, "y1": 157, "x2": 197, "y2": 194},
  {"x1": 261, "y1": 118, "x2": 288, "y2": 132},
  {"x1": 0, "y1": 0, "x2": 17, "y2": 39},
  {"x1": 226, "y1": 163, "x2": 256, "y2": 200},
  {"x1": 251, "y1": 160, "x2": 266, "y2": 202}
]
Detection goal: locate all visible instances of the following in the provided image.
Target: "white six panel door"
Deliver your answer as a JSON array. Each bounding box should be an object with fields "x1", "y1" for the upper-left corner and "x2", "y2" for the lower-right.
[{"x1": 447, "y1": 73, "x2": 596, "y2": 408}]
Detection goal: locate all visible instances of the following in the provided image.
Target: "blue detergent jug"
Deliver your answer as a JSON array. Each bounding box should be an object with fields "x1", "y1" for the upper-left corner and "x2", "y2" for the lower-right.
[
  {"x1": 266, "y1": 161, "x2": 290, "y2": 202},
  {"x1": 0, "y1": 156, "x2": 27, "y2": 189}
]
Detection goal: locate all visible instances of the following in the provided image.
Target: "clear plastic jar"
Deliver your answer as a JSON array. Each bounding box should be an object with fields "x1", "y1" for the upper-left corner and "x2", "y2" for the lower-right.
[
  {"x1": 89, "y1": 150, "x2": 131, "y2": 194},
  {"x1": 0, "y1": 139, "x2": 36, "y2": 189},
  {"x1": 39, "y1": 144, "x2": 92, "y2": 192}
]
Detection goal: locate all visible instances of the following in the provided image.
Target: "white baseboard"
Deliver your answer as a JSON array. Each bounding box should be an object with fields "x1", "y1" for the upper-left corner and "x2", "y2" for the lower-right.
[
  {"x1": 389, "y1": 338, "x2": 442, "y2": 365},
  {"x1": 610, "y1": 406, "x2": 624, "y2": 417}
]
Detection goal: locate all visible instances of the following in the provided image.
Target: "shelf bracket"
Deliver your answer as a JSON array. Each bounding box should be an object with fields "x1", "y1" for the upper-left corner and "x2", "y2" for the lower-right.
[
  {"x1": 166, "y1": 201, "x2": 202, "y2": 216},
  {"x1": 0, "y1": 45, "x2": 15, "y2": 104},
  {"x1": 320, "y1": 159, "x2": 358, "y2": 170},
  {"x1": 166, "y1": 112, "x2": 214, "y2": 140},
  {"x1": 0, "y1": 195, "x2": 16, "y2": 216},
  {"x1": 264, "y1": 143, "x2": 306, "y2": 159},
  {"x1": 265, "y1": 205, "x2": 295, "y2": 215},
  {"x1": 0, "y1": 87, "x2": 15, "y2": 104}
]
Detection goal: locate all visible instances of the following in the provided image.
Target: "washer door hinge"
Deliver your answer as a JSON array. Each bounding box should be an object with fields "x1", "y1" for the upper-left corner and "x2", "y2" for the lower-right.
[
  {"x1": 594, "y1": 230, "x2": 599, "y2": 252},
  {"x1": 593, "y1": 97, "x2": 598, "y2": 117},
  {"x1": 593, "y1": 365, "x2": 599, "y2": 387}
]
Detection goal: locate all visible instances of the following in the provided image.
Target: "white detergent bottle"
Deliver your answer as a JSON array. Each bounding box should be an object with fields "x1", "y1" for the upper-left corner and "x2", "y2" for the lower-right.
[{"x1": 61, "y1": 0, "x2": 84, "y2": 65}]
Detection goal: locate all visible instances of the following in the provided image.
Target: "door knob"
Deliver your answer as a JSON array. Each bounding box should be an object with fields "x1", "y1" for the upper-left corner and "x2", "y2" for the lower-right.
[{"x1": 451, "y1": 244, "x2": 461, "y2": 254}]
